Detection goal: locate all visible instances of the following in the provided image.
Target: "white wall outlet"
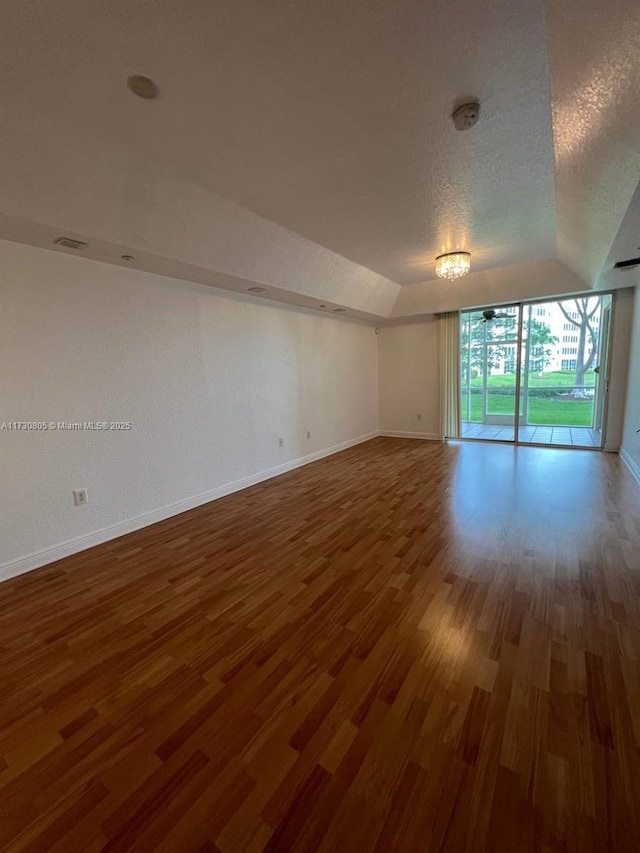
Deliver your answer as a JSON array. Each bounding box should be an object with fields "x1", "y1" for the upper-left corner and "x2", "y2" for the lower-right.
[
  {"x1": 306, "y1": 431, "x2": 311, "y2": 439},
  {"x1": 278, "y1": 438, "x2": 284, "y2": 447},
  {"x1": 417, "y1": 413, "x2": 422, "y2": 421},
  {"x1": 73, "y1": 488, "x2": 88, "y2": 506}
]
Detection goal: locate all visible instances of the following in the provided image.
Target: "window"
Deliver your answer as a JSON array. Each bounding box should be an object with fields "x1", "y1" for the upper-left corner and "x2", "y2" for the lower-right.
[
  {"x1": 561, "y1": 359, "x2": 577, "y2": 370},
  {"x1": 530, "y1": 345, "x2": 546, "y2": 373},
  {"x1": 503, "y1": 346, "x2": 516, "y2": 374}
]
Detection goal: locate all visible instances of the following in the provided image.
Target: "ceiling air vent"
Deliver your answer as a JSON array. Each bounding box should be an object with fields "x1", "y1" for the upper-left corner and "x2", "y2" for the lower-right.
[
  {"x1": 613, "y1": 256, "x2": 640, "y2": 271},
  {"x1": 54, "y1": 237, "x2": 87, "y2": 250}
]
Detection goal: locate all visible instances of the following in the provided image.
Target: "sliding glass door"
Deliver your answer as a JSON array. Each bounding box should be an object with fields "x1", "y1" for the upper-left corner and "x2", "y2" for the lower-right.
[{"x1": 460, "y1": 295, "x2": 612, "y2": 448}]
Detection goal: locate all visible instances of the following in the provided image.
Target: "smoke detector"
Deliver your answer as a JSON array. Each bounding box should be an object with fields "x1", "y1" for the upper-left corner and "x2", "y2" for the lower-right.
[{"x1": 452, "y1": 102, "x2": 481, "y2": 131}]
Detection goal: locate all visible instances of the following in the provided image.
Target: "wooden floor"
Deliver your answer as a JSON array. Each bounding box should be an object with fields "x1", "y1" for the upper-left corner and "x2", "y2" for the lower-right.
[{"x1": 1, "y1": 438, "x2": 640, "y2": 852}]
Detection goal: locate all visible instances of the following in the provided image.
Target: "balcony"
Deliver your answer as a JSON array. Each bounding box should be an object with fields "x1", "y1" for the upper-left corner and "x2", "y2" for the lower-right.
[{"x1": 460, "y1": 378, "x2": 604, "y2": 448}]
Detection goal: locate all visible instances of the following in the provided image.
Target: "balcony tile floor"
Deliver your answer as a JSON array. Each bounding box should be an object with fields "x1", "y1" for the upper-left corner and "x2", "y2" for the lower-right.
[{"x1": 461, "y1": 423, "x2": 601, "y2": 447}]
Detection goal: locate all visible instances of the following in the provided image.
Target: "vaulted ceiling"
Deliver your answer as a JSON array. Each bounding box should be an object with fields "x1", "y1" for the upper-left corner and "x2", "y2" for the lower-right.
[{"x1": 1, "y1": 0, "x2": 639, "y2": 320}]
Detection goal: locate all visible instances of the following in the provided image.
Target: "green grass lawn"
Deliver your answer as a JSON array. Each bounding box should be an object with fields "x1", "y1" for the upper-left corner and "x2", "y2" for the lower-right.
[
  {"x1": 461, "y1": 370, "x2": 597, "y2": 427},
  {"x1": 466, "y1": 370, "x2": 596, "y2": 388},
  {"x1": 461, "y1": 392, "x2": 594, "y2": 426}
]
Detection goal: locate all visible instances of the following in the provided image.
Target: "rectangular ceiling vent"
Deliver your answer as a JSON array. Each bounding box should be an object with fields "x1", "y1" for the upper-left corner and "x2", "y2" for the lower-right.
[
  {"x1": 54, "y1": 237, "x2": 87, "y2": 250},
  {"x1": 613, "y1": 256, "x2": 640, "y2": 271}
]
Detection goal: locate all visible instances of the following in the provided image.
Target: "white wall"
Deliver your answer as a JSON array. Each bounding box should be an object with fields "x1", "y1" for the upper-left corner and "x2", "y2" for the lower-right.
[
  {"x1": 378, "y1": 320, "x2": 440, "y2": 439},
  {"x1": 621, "y1": 287, "x2": 640, "y2": 482},
  {"x1": 0, "y1": 240, "x2": 378, "y2": 576}
]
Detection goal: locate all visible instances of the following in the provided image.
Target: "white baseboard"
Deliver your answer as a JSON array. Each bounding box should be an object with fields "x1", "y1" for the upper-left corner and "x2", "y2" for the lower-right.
[
  {"x1": 620, "y1": 448, "x2": 640, "y2": 487},
  {"x1": 379, "y1": 430, "x2": 442, "y2": 441},
  {"x1": 0, "y1": 431, "x2": 378, "y2": 583}
]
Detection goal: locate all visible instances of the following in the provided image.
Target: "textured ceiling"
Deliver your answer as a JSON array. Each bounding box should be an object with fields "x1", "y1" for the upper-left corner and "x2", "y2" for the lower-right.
[
  {"x1": 547, "y1": 0, "x2": 640, "y2": 286},
  {"x1": 2, "y1": 0, "x2": 557, "y2": 285},
  {"x1": 597, "y1": 181, "x2": 640, "y2": 292},
  {"x1": 0, "y1": 0, "x2": 639, "y2": 317}
]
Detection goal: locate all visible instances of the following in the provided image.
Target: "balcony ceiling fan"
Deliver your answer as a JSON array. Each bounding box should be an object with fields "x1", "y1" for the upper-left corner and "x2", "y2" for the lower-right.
[{"x1": 482, "y1": 309, "x2": 512, "y2": 322}]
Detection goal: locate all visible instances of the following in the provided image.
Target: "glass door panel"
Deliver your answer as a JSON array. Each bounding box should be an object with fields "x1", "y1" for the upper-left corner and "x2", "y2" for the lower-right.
[
  {"x1": 484, "y1": 344, "x2": 516, "y2": 436},
  {"x1": 460, "y1": 309, "x2": 485, "y2": 429},
  {"x1": 460, "y1": 305, "x2": 519, "y2": 442},
  {"x1": 517, "y1": 296, "x2": 608, "y2": 447}
]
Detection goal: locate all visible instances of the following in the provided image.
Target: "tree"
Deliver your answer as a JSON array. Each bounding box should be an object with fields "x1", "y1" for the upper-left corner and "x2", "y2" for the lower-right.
[
  {"x1": 461, "y1": 313, "x2": 556, "y2": 381},
  {"x1": 557, "y1": 298, "x2": 599, "y2": 396},
  {"x1": 527, "y1": 320, "x2": 557, "y2": 374},
  {"x1": 460, "y1": 313, "x2": 516, "y2": 384}
]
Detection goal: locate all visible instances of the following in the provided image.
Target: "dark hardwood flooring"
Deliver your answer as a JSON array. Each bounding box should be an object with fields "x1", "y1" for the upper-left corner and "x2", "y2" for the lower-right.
[{"x1": 1, "y1": 438, "x2": 639, "y2": 851}]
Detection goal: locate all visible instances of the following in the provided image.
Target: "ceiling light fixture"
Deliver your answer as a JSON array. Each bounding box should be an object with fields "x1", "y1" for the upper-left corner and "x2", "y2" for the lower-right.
[
  {"x1": 247, "y1": 286, "x2": 266, "y2": 293},
  {"x1": 435, "y1": 251, "x2": 471, "y2": 280}
]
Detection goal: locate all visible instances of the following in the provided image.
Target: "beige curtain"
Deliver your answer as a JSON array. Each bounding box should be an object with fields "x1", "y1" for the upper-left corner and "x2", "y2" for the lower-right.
[{"x1": 437, "y1": 312, "x2": 461, "y2": 439}]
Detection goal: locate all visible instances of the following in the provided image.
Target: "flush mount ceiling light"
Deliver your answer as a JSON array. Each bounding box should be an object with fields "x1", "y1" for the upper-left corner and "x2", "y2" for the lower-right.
[
  {"x1": 435, "y1": 251, "x2": 471, "y2": 280},
  {"x1": 127, "y1": 75, "x2": 160, "y2": 100}
]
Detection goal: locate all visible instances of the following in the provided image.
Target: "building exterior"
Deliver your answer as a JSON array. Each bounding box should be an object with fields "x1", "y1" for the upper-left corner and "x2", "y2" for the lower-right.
[
  {"x1": 473, "y1": 298, "x2": 603, "y2": 376},
  {"x1": 529, "y1": 299, "x2": 601, "y2": 372}
]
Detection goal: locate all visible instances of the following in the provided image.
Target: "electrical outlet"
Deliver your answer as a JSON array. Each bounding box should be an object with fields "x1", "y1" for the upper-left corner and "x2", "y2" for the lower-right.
[
  {"x1": 73, "y1": 488, "x2": 88, "y2": 506},
  {"x1": 278, "y1": 438, "x2": 284, "y2": 448},
  {"x1": 306, "y1": 431, "x2": 311, "y2": 439},
  {"x1": 417, "y1": 413, "x2": 422, "y2": 421}
]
